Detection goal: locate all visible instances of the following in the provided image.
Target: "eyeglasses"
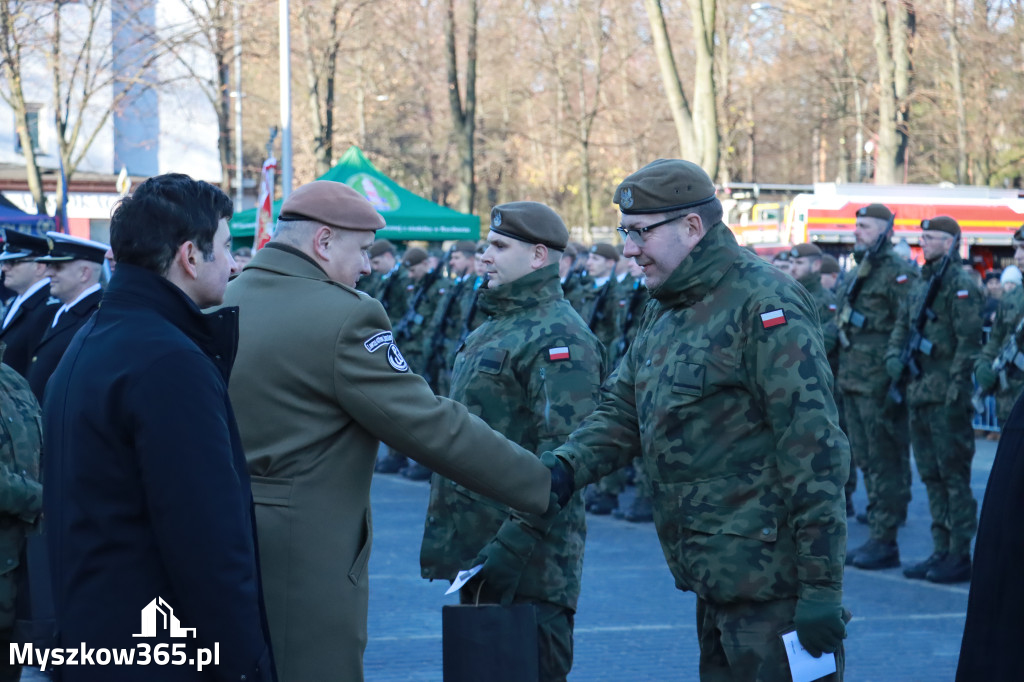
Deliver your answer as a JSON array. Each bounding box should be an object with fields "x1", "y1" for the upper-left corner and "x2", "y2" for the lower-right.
[{"x1": 616, "y1": 214, "x2": 683, "y2": 245}]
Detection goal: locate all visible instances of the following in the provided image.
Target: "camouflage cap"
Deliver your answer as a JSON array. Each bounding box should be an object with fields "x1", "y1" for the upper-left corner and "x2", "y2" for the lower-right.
[
  {"x1": 368, "y1": 239, "x2": 396, "y2": 258},
  {"x1": 452, "y1": 239, "x2": 477, "y2": 256},
  {"x1": 1013, "y1": 224, "x2": 1024, "y2": 244},
  {"x1": 613, "y1": 159, "x2": 717, "y2": 215},
  {"x1": 790, "y1": 243, "x2": 823, "y2": 258},
  {"x1": 489, "y1": 201, "x2": 569, "y2": 250},
  {"x1": 921, "y1": 216, "x2": 960, "y2": 238},
  {"x1": 820, "y1": 254, "x2": 840, "y2": 274},
  {"x1": 402, "y1": 247, "x2": 428, "y2": 267},
  {"x1": 589, "y1": 243, "x2": 619, "y2": 261},
  {"x1": 0, "y1": 230, "x2": 50, "y2": 262},
  {"x1": 855, "y1": 203, "x2": 894, "y2": 222},
  {"x1": 278, "y1": 180, "x2": 385, "y2": 231}
]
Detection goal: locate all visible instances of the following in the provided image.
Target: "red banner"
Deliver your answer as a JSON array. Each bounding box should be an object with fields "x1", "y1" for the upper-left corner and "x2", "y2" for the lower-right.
[{"x1": 254, "y1": 157, "x2": 277, "y2": 250}]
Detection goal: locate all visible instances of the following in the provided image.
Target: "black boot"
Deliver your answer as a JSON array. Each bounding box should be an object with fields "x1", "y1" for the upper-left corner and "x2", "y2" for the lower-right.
[
  {"x1": 925, "y1": 554, "x2": 971, "y2": 583},
  {"x1": 851, "y1": 539, "x2": 900, "y2": 570},
  {"x1": 903, "y1": 552, "x2": 946, "y2": 580}
]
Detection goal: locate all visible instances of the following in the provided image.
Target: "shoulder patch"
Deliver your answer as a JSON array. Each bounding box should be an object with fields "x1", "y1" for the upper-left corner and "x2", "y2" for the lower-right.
[
  {"x1": 548, "y1": 346, "x2": 570, "y2": 361},
  {"x1": 387, "y1": 344, "x2": 409, "y2": 372},
  {"x1": 828, "y1": 303, "x2": 838, "y2": 311},
  {"x1": 760, "y1": 309, "x2": 787, "y2": 329},
  {"x1": 364, "y1": 331, "x2": 394, "y2": 353},
  {"x1": 896, "y1": 274, "x2": 908, "y2": 284},
  {"x1": 956, "y1": 289, "x2": 969, "y2": 299}
]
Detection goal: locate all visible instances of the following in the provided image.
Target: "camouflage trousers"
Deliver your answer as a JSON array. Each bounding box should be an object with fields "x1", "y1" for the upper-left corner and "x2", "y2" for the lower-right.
[
  {"x1": 696, "y1": 597, "x2": 845, "y2": 682},
  {"x1": 842, "y1": 391, "x2": 911, "y2": 543},
  {"x1": 460, "y1": 588, "x2": 574, "y2": 681},
  {"x1": 909, "y1": 401, "x2": 978, "y2": 556}
]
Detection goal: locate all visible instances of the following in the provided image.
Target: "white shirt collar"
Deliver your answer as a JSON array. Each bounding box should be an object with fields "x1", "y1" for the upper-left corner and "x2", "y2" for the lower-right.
[
  {"x1": 2, "y1": 277, "x2": 50, "y2": 330},
  {"x1": 51, "y1": 282, "x2": 101, "y2": 327}
]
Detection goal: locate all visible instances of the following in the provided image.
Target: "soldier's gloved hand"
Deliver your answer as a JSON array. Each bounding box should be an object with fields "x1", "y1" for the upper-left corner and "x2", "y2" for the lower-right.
[
  {"x1": 541, "y1": 451, "x2": 575, "y2": 510},
  {"x1": 471, "y1": 522, "x2": 541, "y2": 606},
  {"x1": 974, "y1": 361, "x2": 997, "y2": 391},
  {"x1": 884, "y1": 357, "x2": 903, "y2": 382},
  {"x1": 794, "y1": 597, "x2": 847, "y2": 658}
]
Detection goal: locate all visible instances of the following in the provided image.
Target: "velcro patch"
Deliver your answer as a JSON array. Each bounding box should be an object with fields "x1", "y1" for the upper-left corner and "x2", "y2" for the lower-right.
[
  {"x1": 828, "y1": 303, "x2": 837, "y2": 311},
  {"x1": 364, "y1": 331, "x2": 394, "y2": 353},
  {"x1": 896, "y1": 274, "x2": 909, "y2": 284},
  {"x1": 387, "y1": 344, "x2": 409, "y2": 372},
  {"x1": 760, "y1": 309, "x2": 787, "y2": 329},
  {"x1": 548, "y1": 346, "x2": 570, "y2": 361},
  {"x1": 956, "y1": 289, "x2": 969, "y2": 299}
]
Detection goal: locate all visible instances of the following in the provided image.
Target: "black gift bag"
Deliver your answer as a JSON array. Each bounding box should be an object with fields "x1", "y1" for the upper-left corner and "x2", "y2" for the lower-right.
[{"x1": 442, "y1": 592, "x2": 539, "y2": 682}]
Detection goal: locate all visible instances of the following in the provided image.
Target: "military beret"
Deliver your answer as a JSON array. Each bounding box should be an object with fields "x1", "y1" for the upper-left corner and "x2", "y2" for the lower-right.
[
  {"x1": 921, "y1": 216, "x2": 960, "y2": 238},
  {"x1": 772, "y1": 250, "x2": 791, "y2": 262},
  {"x1": 613, "y1": 159, "x2": 717, "y2": 215},
  {"x1": 1012, "y1": 224, "x2": 1024, "y2": 243},
  {"x1": 790, "y1": 243, "x2": 823, "y2": 258},
  {"x1": 452, "y1": 240, "x2": 477, "y2": 256},
  {"x1": 489, "y1": 201, "x2": 569, "y2": 250},
  {"x1": 984, "y1": 270, "x2": 1002, "y2": 284},
  {"x1": 820, "y1": 254, "x2": 840, "y2": 274},
  {"x1": 855, "y1": 203, "x2": 894, "y2": 222},
  {"x1": 562, "y1": 243, "x2": 578, "y2": 259},
  {"x1": 36, "y1": 232, "x2": 109, "y2": 264},
  {"x1": 402, "y1": 247, "x2": 428, "y2": 267},
  {"x1": 278, "y1": 180, "x2": 385, "y2": 231},
  {"x1": 369, "y1": 240, "x2": 396, "y2": 258},
  {"x1": 0, "y1": 229, "x2": 50, "y2": 262},
  {"x1": 589, "y1": 242, "x2": 619, "y2": 261}
]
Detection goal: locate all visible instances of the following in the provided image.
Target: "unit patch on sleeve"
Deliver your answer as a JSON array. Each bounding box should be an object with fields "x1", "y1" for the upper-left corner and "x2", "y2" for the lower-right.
[
  {"x1": 956, "y1": 289, "x2": 969, "y2": 299},
  {"x1": 760, "y1": 309, "x2": 787, "y2": 329},
  {"x1": 364, "y1": 331, "x2": 394, "y2": 353},
  {"x1": 896, "y1": 274, "x2": 909, "y2": 284},
  {"x1": 548, "y1": 346, "x2": 571, "y2": 361}
]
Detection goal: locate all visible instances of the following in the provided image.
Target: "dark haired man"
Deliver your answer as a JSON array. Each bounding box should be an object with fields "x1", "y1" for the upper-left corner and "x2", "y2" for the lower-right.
[{"x1": 43, "y1": 173, "x2": 275, "y2": 681}]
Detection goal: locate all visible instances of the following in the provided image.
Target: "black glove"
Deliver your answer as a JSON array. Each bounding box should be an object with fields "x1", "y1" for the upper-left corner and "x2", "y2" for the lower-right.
[
  {"x1": 794, "y1": 597, "x2": 847, "y2": 657},
  {"x1": 540, "y1": 451, "x2": 575, "y2": 509},
  {"x1": 471, "y1": 521, "x2": 542, "y2": 606}
]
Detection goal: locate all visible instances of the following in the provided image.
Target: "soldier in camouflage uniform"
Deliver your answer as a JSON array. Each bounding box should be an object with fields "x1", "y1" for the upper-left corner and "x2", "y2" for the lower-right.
[
  {"x1": 974, "y1": 226, "x2": 1024, "y2": 424},
  {"x1": 420, "y1": 202, "x2": 604, "y2": 681},
  {"x1": 543, "y1": 159, "x2": 850, "y2": 681},
  {"x1": 423, "y1": 240, "x2": 478, "y2": 398},
  {"x1": 0, "y1": 353, "x2": 43, "y2": 682},
  {"x1": 886, "y1": 217, "x2": 982, "y2": 583},
  {"x1": 836, "y1": 203, "x2": 919, "y2": 570},
  {"x1": 394, "y1": 247, "x2": 446, "y2": 375}
]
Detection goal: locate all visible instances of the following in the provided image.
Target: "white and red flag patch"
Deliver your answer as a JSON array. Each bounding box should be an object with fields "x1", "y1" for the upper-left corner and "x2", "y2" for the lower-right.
[
  {"x1": 828, "y1": 303, "x2": 837, "y2": 312},
  {"x1": 760, "y1": 309, "x2": 787, "y2": 329},
  {"x1": 548, "y1": 346, "x2": 570, "y2": 361},
  {"x1": 896, "y1": 274, "x2": 909, "y2": 284},
  {"x1": 957, "y1": 289, "x2": 969, "y2": 299}
]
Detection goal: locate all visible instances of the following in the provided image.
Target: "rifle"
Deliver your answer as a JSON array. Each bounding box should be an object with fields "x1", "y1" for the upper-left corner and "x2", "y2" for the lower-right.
[
  {"x1": 836, "y1": 215, "x2": 895, "y2": 348},
  {"x1": 615, "y1": 280, "x2": 647, "y2": 360},
  {"x1": 377, "y1": 263, "x2": 401, "y2": 313},
  {"x1": 458, "y1": 277, "x2": 486, "y2": 347},
  {"x1": 394, "y1": 266, "x2": 443, "y2": 342},
  {"x1": 422, "y1": 275, "x2": 465, "y2": 387},
  {"x1": 971, "y1": 314, "x2": 1024, "y2": 412},
  {"x1": 587, "y1": 263, "x2": 618, "y2": 331},
  {"x1": 887, "y1": 237, "x2": 960, "y2": 404}
]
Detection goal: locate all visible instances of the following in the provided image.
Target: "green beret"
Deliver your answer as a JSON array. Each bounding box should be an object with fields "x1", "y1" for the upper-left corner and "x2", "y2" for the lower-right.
[
  {"x1": 772, "y1": 250, "x2": 791, "y2": 262},
  {"x1": 452, "y1": 240, "x2": 477, "y2": 256},
  {"x1": 279, "y1": 180, "x2": 385, "y2": 231},
  {"x1": 790, "y1": 243, "x2": 823, "y2": 258},
  {"x1": 855, "y1": 203, "x2": 894, "y2": 222},
  {"x1": 402, "y1": 247, "x2": 428, "y2": 267},
  {"x1": 562, "y1": 243, "x2": 578, "y2": 259},
  {"x1": 589, "y1": 243, "x2": 619, "y2": 261},
  {"x1": 489, "y1": 201, "x2": 569, "y2": 250},
  {"x1": 1013, "y1": 224, "x2": 1024, "y2": 243},
  {"x1": 368, "y1": 239, "x2": 396, "y2": 258},
  {"x1": 613, "y1": 159, "x2": 717, "y2": 215},
  {"x1": 820, "y1": 254, "x2": 840, "y2": 274},
  {"x1": 921, "y1": 216, "x2": 960, "y2": 238}
]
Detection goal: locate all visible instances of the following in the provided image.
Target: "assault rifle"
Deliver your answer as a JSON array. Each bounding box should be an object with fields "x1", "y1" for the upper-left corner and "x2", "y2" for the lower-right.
[
  {"x1": 587, "y1": 263, "x2": 618, "y2": 331},
  {"x1": 377, "y1": 263, "x2": 401, "y2": 313},
  {"x1": 457, "y1": 277, "x2": 486, "y2": 347},
  {"x1": 422, "y1": 275, "x2": 465, "y2": 388},
  {"x1": 971, "y1": 314, "x2": 1024, "y2": 413},
  {"x1": 615, "y1": 280, "x2": 647, "y2": 360},
  {"x1": 887, "y1": 236, "x2": 959, "y2": 404},
  {"x1": 836, "y1": 214, "x2": 895, "y2": 348},
  {"x1": 394, "y1": 266, "x2": 443, "y2": 342}
]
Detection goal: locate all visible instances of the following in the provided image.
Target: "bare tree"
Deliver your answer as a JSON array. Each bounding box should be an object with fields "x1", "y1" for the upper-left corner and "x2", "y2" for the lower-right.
[
  {"x1": 871, "y1": 0, "x2": 916, "y2": 184},
  {"x1": 445, "y1": 0, "x2": 477, "y2": 214}
]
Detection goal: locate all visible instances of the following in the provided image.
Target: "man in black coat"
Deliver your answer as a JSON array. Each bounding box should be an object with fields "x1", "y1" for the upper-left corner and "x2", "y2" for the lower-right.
[
  {"x1": 27, "y1": 233, "x2": 107, "y2": 400},
  {"x1": 0, "y1": 230, "x2": 57, "y2": 377},
  {"x1": 43, "y1": 174, "x2": 275, "y2": 681},
  {"x1": 956, "y1": 391, "x2": 1024, "y2": 681}
]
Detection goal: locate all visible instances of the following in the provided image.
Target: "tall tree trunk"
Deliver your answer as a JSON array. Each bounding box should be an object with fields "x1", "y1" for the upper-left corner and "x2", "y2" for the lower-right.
[
  {"x1": 892, "y1": 1, "x2": 915, "y2": 182},
  {"x1": 643, "y1": 0, "x2": 697, "y2": 160},
  {"x1": 215, "y1": 2, "x2": 233, "y2": 193},
  {"x1": 871, "y1": 0, "x2": 898, "y2": 183},
  {"x1": 445, "y1": 0, "x2": 477, "y2": 214},
  {"x1": 689, "y1": 0, "x2": 719, "y2": 179},
  {"x1": 946, "y1": 0, "x2": 967, "y2": 183}
]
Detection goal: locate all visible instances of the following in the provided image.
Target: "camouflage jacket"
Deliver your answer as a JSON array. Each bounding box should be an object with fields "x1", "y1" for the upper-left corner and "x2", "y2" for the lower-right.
[
  {"x1": 577, "y1": 276, "x2": 624, "y2": 361},
  {"x1": 422, "y1": 275, "x2": 472, "y2": 393},
  {"x1": 885, "y1": 259, "x2": 983, "y2": 407},
  {"x1": 837, "y1": 244, "x2": 920, "y2": 396},
  {"x1": 798, "y1": 273, "x2": 838, "y2": 370},
  {"x1": 356, "y1": 271, "x2": 382, "y2": 297},
  {"x1": 372, "y1": 266, "x2": 408, "y2": 326},
  {"x1": 549, "y1": 223, "x2": 849, "y2": 606},
  {"x1": 611, "y1": 277, "x2": 651, "y2": 368},
  {"x1": 0, "y1": 358, "x2": 43, "y2": 628},
  {"x1": 395, "y1": 272, "x2": 448, "y2": 372},
  {"x1": 977, "y1": 286, "x2": 1024, "y2": 369},
  {"x1": 420, "y1": 265, "x2": 605, "y2": 609}
]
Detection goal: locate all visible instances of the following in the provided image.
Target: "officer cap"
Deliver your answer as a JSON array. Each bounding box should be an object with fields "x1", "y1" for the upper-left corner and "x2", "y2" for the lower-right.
[
  {"x1": 452, "y1": 240, "x2": 477, "y2": 256},
  {"x1": 36, "y1": 232, "x2": 108, "y2": 264},
  {"x1": 613, "y1": 159, "x2": 717, "y2": 215},
  {"x1": 790, "y1": 243, "x2": 823, "y2": 258},
  {"x1": 855, "y1": 203, "x2": 894, "y2": 222},
  {"x1": 589, "y1": 243, "x2": 619, "y2": 261},
  {"x1": 0, "y1": 229, "x2": 50, "y2": 262},
  {"x1": 368, "y1": 239, "x2": 396, "y2": 258},
  {"x1": 489, "y1": 201, "x2": 569, "y2": 250},
  {"x1": 820, "y1": 254, "x2": 840, "y2": 274},
  {"x1": 1012, "y1": 224, "x2": 1024, "y2": 244},
  {"x1": 402, "y1": 247, "x2": 428, "y2": 267},
  {"x1": 278, "y1": 180, "x2": 385, "y2": 231},
  {"x1": 921, "y1": 216, "x2": 960, "y2": 238}
]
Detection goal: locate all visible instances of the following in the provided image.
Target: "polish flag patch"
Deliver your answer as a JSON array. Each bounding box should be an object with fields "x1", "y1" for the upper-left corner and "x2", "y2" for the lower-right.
[
  {"x1": 548, "y1": 346, "x2": 571, "y2": 361},
  {"x1": 828, "y1": 303, "x2": 837, "y2": 311},
  {"x1": 760, "y1": 309, "x2": 787, "y2": 329},
  {"x1": 957, "y1": 289, "x2": 969, "y2": 299},
  {"x1": 896, "y1": 274, "x2": 909, "y2": 284}
]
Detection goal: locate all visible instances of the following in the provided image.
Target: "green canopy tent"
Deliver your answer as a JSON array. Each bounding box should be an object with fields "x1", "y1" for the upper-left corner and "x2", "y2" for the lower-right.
[{"x1": 230, "y1": 146, "x2": 480, "y2": 245}]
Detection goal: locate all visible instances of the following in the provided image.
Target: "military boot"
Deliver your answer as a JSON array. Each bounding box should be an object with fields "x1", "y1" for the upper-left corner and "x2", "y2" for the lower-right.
[
  {"x1": 903, "y1": 552, "x2": 946, "y2": 580},
  {"x1": 585, "y1": 490, "x2": 618, "y2": 515},
  {"x1": 851, "y1": 540, "x2": 900, "y2": 570},
  {"x1": 925, "y1": 554, "x2": 971, "y2": 583},
  {"x1": 613, "y1": 495, "x2": 653, "y2": 523}
]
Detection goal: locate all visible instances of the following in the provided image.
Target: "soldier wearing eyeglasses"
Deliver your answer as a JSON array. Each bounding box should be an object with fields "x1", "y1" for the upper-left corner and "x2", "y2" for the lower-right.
[{"x1": 542, "y1": 159, "x2": 851, "y2": 680}]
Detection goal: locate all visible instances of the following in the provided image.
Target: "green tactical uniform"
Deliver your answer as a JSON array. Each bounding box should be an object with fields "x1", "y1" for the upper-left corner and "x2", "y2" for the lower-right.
[
  {"x1": 356, "y1": 270, "x2": 382, "y2": 297},
  {"x1": 975, "y1": 286, "x2": 1024, "y2": 423},
  {"x1": 551, "y1": 224, "x2": 849, "y2": 678},
  {"x1": 423, "y1": 274, "x2": 472, "y2": 396},
  {"x1": 836, "y1": 244, "x2": 919, "y2": 545},
  {"x1": 372, "y1": 266, "x2": 409, "y2": 327},
  {"x1": 577, "y1": 276, "x2": 623, "y2": 359},
  {"x1": 421, "y1": 264, "x2": 605, "y2": 681},
  {"x1": 395, "y1": 273, "x2": 447, "y2": 377},
  {"x1": 0, "y1": 359, "x2": 43, "y2": 682},
  {"x1": 886, "y1": 259, "x2": 982, "y2": 562}
]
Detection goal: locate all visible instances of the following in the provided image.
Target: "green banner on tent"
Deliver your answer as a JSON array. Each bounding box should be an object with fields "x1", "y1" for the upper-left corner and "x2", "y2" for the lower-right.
[{"x1": 231, "y1": 146, "x2": 480, "y2": 242}]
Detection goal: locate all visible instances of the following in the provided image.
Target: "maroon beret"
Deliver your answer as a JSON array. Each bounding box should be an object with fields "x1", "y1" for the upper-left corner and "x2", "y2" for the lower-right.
[{"x1": 278, "y1": 181, "x2": 385, "y2": 231}]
